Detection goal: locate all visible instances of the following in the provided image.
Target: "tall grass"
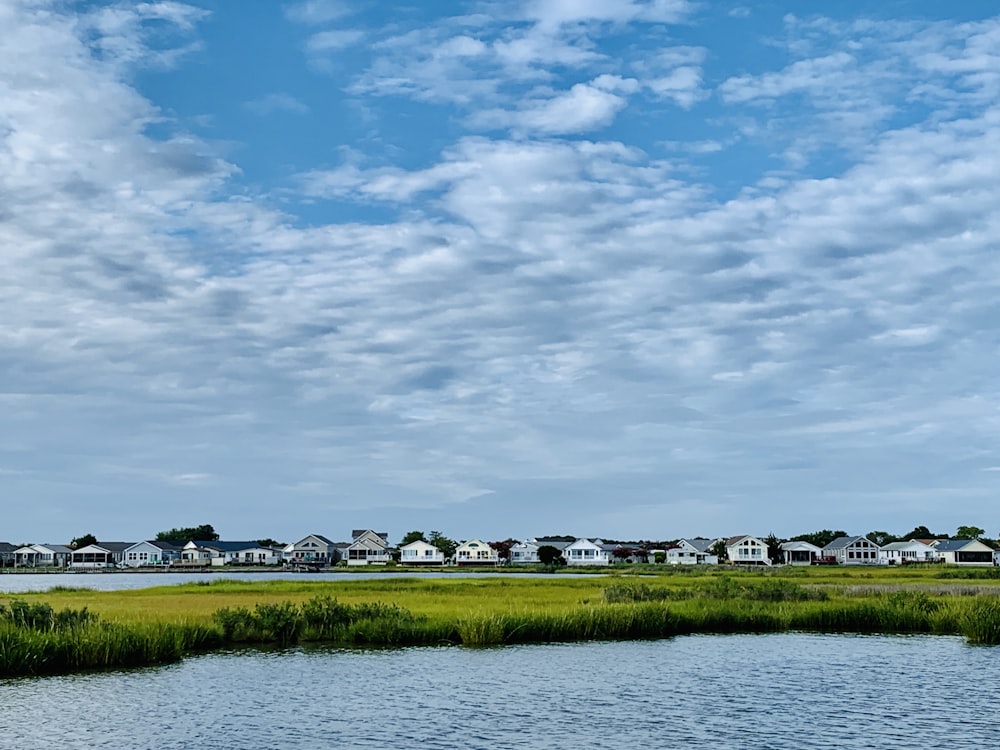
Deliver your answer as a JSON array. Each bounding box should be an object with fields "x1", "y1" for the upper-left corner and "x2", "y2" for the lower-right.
[
  {"x1": 0, "y1": 599, "x2": 220, "y2": 677},
  {"x1": 8, "y1": 572, "x2": 1000, "y2": 677}
]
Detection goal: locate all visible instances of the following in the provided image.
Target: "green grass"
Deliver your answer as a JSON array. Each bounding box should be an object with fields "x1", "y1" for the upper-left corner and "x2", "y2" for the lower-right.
[{"x1": 5, "y1": 567, "x2": 1000, "y2": 675}]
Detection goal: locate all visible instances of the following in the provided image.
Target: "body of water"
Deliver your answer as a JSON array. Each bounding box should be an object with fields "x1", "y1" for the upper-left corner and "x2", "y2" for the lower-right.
[{"x1": 1, "y1": 633, "x2": 995, "y2": 747}]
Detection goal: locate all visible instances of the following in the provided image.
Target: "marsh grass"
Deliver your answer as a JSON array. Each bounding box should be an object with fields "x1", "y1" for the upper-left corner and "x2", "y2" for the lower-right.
[{"x1": 8, "y1": 568, "x2": 1000, "y2": 675}]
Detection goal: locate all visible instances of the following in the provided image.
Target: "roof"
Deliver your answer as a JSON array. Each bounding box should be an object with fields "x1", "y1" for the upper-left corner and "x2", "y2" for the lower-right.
[
  {"x1": 881, "y1": 540, "x2": 932, "y2": 551},
  {"x1": 780, "y1": 540, "x2": 821, "y2": 551},
  {"x1": 0, "y1": 542, "x2": 17, "y2": 553},
  {"x1": 193, "y1": 540, "x2": 270, "y2": 552},
  {"x1": 822, "y1": 536, "x2": 869, "y2": 551},
  {"x1": 682, "y1": 538, "x2": 716, "y2": 553},
  {"x1": 351, "y1": 530, "x2": 389, "y2": 542},
  {"x1": 934, "y1": 539, "x2": 987, "y2": 551}
]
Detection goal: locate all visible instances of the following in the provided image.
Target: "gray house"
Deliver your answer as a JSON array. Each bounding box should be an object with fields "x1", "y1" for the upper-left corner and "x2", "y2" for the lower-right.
[{"x1": 822, "y1": 536, "x2": 880, "y2": 565}]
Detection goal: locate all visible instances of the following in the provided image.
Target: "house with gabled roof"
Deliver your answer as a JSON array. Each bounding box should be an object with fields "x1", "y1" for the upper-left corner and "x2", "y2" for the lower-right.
[
  {"x1": 934, "y1": 538, "x2": 995, "y2": 566},
  {"x1": 780, "y1": 540, "x2": 822, "y2": 565},
  {"x1": 821, "y1": 535, "x2": 880, "y2": 565},
  {"x1": 667, "y1": 538, "x2": 719, "y2": 565},
  {"x1": 122, "y1": 540, "x2": 182, "y2": 567},
  {"x1": 564, "y1": 538, "x2": 611, "y2": 566},
  {"x1": 346, "y1": 529, "x2": 391, "y2": 566},
  {"x1": 283, "y1": 534, "x2": 340, "y2": 566},
  {"x1": 14, "y1": 544, "x2": 72, "y2": 568},
  {"x1": 181, "y1": 541, "x2": 282, "y2": 566},
  {"x1": 0, "y1": 542, "x2": 16, "y2": 567},
  {"x1": 69, "y1": 542, "x2": 134, "y2": 568},
  {"x1": 725, "y1": 535, "x2": 771, "y2": 566},
  {"x1": 878, "y1": 540, "x2": 936, "y2": 566},
  {"x1": 399, "y1": 539, "x2": 445, "y2": 565},
  {"x1": 454, "y1": 539, "x2": 498, "y2": 566}
]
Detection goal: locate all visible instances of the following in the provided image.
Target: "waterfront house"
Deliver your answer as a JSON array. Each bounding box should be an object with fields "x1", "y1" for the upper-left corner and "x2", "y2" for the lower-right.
[
  {"x1": 399, "y1": 539, "x2": 446, "y2": 565},
  {"x1": 122, "y1": 540, "x2": 182, "y2": 567},
  {"x1": 822, "y1": 536, "x2": 881, "y2": 565},
  {"x1": 180, "y1": 541, "x2": 282, "y2": 566},
  {"x1": 69, "y1": 542, "x2": 133, "y2": 569},
  {"x1": 14, "y1": 544, "x2": 72, "y2": 568},
  {"x1": 564, "y1": 538, "x2": 611, "y2": 566},
  {"x1": 933, "y1": 538, "x2": 995, "y2": 566},
  {"x1": 725, "y1": 535, "x2": 771, "y2": 566},
  {"x1": 283, "y1": 534, "x2": 341, "y2": 566},
  {"x1": 454, "y1": 539, "x2": 499, "y2": 566},
  {"x1": 878, "y1": 540, "x2": 937, "y2": 565},
  {"x1": 346, "y1": 529, "x2": 391, "y2": 566},
  {"x1": 667, "y1": 538, "x2": 719, "y2": 565},
  {"x1": 509, "y1": 539, "x2": 541, "y2": 564},
  {"x1": 0, "y1": 542, "x2": 16, "y2": 567},
  {"x1": 780, "y1": 540, "x2": 823, "y2": 565}
]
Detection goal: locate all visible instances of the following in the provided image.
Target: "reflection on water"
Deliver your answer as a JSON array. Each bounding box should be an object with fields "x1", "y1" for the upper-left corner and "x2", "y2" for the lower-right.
[{"x1": 2, "y1": 633, "x2": 996, "y2": 747}]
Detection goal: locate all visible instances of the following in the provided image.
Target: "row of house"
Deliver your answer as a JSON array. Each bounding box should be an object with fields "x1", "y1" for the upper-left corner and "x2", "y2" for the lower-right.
[{"x1": 2, "y1": 532, "x2": 997, "y2": 570}]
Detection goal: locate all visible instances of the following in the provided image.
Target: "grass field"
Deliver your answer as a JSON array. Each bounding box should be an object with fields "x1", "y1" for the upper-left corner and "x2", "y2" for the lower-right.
[{"x1": 3, "y1": 565, "x2": 1000, "y2": 676}]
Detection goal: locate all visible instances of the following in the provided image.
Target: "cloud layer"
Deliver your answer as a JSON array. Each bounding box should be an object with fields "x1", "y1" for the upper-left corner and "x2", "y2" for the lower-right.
[{"x1": 2, "y1": 0, "x2": 1000, "y2": 542}]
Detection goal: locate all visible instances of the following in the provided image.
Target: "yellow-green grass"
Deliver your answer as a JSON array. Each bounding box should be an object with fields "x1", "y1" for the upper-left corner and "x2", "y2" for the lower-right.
[{"x1": 5, "y1": 567, "x2": 1000, "y2": 677}]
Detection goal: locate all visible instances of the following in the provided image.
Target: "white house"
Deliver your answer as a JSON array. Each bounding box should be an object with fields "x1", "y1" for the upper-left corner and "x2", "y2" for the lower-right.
[
  {"x1": 122, "y1": 540, "x2": 182, "y2": 567},
  {"x1": 14, "y1": 544, "x2": 72, "y2": 568},
  {"x1": 725, "y1": 535, "x2": 771, "y2": 566},
  {"x1": 69, "y1": 542, "x2": 133, "y2": 569},
  {"x1": 667, "y1": 538, "x2": 719, "y2": 565},
  {"x1": 822, "y1": 536, "x2": 881, "y2": 565},
  {"x1": 399, "y1": 539, "x2": 445, "y2": 565},
  {"x1": 934, "y1": 539, "x2": 995, "y2": 565},
  {"x1": 564, "y1": 538, "x2": 611, "y2": 566},
  {"x1": 780, "y1": 540, "x2": 823, "y2": 565},
  {"x1": 346, "y1": 529, "x2": 391, "y2": 566},
  {"x1": 283, "y1": 534, "x2": 341, "y2": 566},
  {"x1": 181, "y1": 541, "x2": 282, "y2": 566},
  {"x1": 509, "y1": 540, "x2": 540, "y2": 564},
  {"x1": 454, "y1": 539, "x2": 498, "y2": 566},
  {"x1": 878, "y1": 540, "x2": 937, "y2": 565}
]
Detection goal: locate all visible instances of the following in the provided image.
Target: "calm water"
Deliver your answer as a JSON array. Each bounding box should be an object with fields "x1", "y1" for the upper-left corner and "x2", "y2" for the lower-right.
[
  {"x1": 0, "y1": 570, "x2": 594, "y2": 593},
  {"x1": 1, "y1": 633, "x2": 996, "y2": 747}
]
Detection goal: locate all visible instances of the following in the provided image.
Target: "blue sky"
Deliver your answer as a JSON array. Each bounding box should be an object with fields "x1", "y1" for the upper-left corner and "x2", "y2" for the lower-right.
[{"x1": 3, "y1": 0, "x2": 1000, "y2": 544}]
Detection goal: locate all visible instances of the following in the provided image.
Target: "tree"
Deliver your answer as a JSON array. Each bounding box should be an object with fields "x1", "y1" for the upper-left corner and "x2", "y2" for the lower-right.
[
  {"x1": 70, "y1": 534, "x2": 97, "y2": 550},
  {"x1": 489, "y1": 539, "x2": 514, "y2": 561},
  {"x1": 537, "y1": 545, "x2": 565, "y2": 566},
  {"x1": 653, "y1": 551, "x2": 666, "y2": 564},
  {"x1": 400, "y1": 530, "x2": 426, "y2": 546},
  {"x1": 900, "y1": 525, "x2": 946, "y2": 541},
  {"x1": 427, "y1": 531, "x2": 457, "y2": 559},
  {"x1": 956, "y1": 525, "x2": 985, "y2": 540},
  {"x1": 156, "y1": 524, "x2": 219, "y2": 543},
  {"x1": 790, "y1": 530, "x2": 846, "y2": 549},
  {"x1": 710, "y1": 540, "x2": 728, "y2": 562},
  {"x1": 867, "y1": 530, "x2": 898, "y2": 547},
  {"x1": 256, "y1": 538, "x2": 282, "y2": 548},
  {"x1": 612, "y1": 546, "x2": 634, "y2": 563},
  {"x1": 765, "y1": 533, "x2": 782, "y2": 565}
]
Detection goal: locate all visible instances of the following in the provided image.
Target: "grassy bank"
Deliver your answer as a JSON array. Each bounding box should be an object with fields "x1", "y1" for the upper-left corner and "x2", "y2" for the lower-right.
[{"x1": 4, "y1": 568, "x2": 1000, "y2": 676}]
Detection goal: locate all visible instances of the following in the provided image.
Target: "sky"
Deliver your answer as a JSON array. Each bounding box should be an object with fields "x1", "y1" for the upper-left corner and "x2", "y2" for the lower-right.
[{"x1": 3, "y1": 0, "x2": 1000, "y2": 545}]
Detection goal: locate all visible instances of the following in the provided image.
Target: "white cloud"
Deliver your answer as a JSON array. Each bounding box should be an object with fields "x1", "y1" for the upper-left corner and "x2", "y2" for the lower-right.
[
  {"x1": 285, "y1": 0, "x2": 351, "y2": 25},
  {"x1": 5, "y1": 1, "x2": 1000, "y2": 539},
  {"x1": 470, "y1": 79, "x2": 634, "y2": 134},
  {"x1": 244, "y1": 93, "x2": 310, "y2": 116}
]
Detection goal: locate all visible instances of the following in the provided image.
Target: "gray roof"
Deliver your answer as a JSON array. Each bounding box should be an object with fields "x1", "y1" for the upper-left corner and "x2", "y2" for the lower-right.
[
  {"x1": 682, "y1": 538, "x2": 716, "y2": 553},
  {"x1": 194, "y1": 541, "x2": 270, "y2": 552},
  {"x1": 87, "y1": 542, "x2": 134, "y2": 553},
  {"x1": 822, "y1": 536, "x2": 873, "y2": 551},
  {"x1": 0, "y1": 542, "x2": 17, "y2": 554},
  {"x1": 934, "y1": 539, "x2": 984, "y2": 551}
]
